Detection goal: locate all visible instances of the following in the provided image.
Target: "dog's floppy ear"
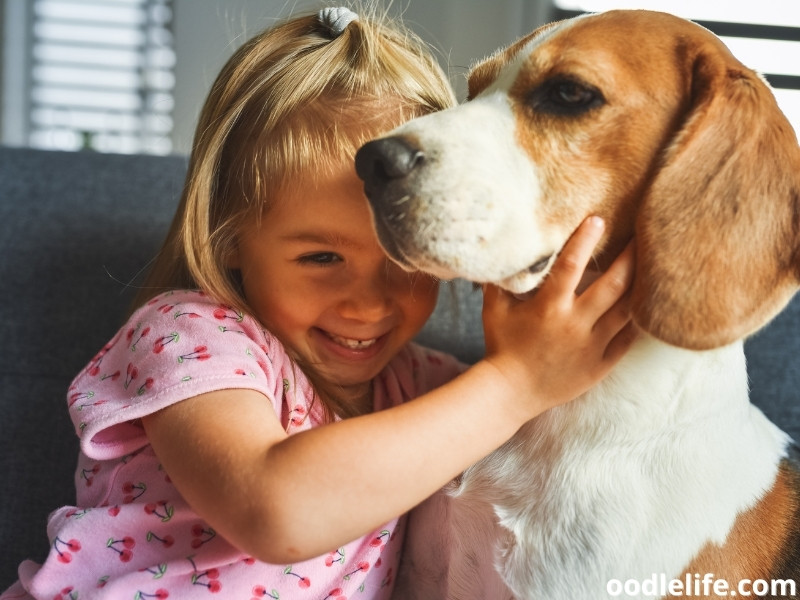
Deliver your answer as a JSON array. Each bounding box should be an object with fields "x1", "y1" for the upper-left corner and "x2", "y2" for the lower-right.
[{"x1": 632, "y1": 40, "x2": 800, "y2": 350}]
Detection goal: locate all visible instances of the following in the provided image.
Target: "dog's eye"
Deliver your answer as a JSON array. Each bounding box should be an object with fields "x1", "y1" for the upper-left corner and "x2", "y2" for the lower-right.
[{"x1": 528, "y1": 77, "x2": 604, "y2": 116}]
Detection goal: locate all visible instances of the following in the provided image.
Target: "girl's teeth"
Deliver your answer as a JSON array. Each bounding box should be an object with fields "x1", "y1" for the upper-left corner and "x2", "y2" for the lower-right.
[{"x1": 328, "y1": 333, "x2": 378, "y2": 349}]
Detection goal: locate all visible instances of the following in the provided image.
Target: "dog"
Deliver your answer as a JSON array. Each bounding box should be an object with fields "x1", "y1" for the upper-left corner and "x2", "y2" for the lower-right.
[{"x1": 354, "y1": 9, "x2": 800, "y2": 600}]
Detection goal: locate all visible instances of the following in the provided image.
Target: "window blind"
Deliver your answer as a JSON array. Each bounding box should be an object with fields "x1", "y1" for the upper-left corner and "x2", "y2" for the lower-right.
[{"x1": 28, "y1": 0, "x2": 175, "y2": 154}]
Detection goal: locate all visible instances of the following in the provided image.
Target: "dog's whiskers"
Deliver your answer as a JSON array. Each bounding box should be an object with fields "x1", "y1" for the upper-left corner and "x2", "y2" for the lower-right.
[{"x1": 393, "y1": 195, "x2": 411, "y2": 206}]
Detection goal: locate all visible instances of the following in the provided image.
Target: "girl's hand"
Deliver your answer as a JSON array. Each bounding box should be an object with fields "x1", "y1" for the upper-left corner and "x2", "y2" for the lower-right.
[{"x1": 482, "y1": 216, "x2": 636, "y2": 423}]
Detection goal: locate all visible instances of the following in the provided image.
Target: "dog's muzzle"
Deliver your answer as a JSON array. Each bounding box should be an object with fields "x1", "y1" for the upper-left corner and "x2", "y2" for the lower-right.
[{"x1": 354, "y1": 110, "x2": 559, "y2": 294}]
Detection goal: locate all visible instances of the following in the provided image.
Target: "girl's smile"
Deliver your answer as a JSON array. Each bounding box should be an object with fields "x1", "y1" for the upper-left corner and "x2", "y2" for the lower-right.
[
  {"x1": 231, "y1": 164, "x2": 439, "y2": 408},
  {"x1": 313, "y1": 327, "x2": 389, "y2": 359}
]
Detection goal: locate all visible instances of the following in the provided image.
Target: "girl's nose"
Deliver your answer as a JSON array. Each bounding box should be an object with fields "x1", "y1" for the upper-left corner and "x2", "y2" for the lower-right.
[{"x1": 336, "y1": 266, "x2": 396, "y2": 322}]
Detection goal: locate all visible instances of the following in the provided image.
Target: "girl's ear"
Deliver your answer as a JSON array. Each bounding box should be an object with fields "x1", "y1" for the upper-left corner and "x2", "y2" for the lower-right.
[{"x1": 631, "y1": 44, "x2": 800, "y2": 350}]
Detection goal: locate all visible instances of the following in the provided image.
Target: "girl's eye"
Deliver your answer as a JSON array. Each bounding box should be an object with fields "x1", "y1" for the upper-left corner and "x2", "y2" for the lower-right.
[{"x1": 297, "y1": 252, "x2": 342, "y2": 266}]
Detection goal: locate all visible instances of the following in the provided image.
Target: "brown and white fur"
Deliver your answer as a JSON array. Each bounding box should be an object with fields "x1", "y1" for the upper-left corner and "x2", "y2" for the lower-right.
[{"x1": 354, "y1": 10, "x2": 800, "y2": 600}]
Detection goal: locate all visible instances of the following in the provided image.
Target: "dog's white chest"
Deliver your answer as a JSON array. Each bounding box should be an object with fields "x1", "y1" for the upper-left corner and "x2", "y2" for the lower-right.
[{"x1": 446, "y1": 337, "x2": 788, "y2": 600}]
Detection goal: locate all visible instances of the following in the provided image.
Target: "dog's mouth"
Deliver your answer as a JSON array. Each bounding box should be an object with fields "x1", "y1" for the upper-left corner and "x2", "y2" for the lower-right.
[
  {"x1": 528, "y1": 254, "x2": 553, "y2": 275},
  {"x1": 374, "y1": 210, "x2": 560, "y2": 294},
  {"x1": 496, "y1": 252, "x2": 557, "y2": 294}
]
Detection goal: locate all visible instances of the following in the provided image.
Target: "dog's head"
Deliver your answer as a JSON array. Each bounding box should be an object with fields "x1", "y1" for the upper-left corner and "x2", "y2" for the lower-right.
[{"x1": 355, "y1": 9, "x2": 800, "y2": 350}]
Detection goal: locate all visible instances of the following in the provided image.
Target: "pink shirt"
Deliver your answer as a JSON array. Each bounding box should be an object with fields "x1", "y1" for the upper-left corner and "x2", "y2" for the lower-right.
[{"x1": 2, "y1": 290, "x2": 465, "y2": 600}]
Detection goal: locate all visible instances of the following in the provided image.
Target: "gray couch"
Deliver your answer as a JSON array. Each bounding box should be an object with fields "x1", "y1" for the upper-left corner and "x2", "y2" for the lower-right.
[{"x1": 1, "y1": 145, "x2": 798, "y2": 586}]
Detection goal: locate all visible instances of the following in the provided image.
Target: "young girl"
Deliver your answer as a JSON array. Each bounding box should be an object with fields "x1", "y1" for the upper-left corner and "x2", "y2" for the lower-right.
[{"x1": 2, "y1": 6, "x2": 635, "y2": 599}]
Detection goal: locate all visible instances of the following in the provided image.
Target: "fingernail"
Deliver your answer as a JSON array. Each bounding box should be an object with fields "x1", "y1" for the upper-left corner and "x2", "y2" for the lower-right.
[{"x1": 588, "y1": 216, "x2": 605, "y2": 229}]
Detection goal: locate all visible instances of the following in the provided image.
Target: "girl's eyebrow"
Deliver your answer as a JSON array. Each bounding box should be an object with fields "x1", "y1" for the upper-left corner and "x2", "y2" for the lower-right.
[{"x1": 280, "y1": 230, "x2": 362, "y2": 249}]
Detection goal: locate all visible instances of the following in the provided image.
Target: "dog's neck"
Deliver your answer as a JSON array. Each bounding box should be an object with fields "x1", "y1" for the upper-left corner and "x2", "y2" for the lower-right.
[{"x1": 453, "y1": 335, "x2": 790, "y2": 599}]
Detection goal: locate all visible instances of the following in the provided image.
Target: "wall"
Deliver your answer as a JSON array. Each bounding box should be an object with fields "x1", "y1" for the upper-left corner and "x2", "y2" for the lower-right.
[
  {"x1": 170, "y1": 0, "x2": 553, "y2": 154},
  {"x1": 0, "y1": 0, "x2": 30, "y2": 147}
]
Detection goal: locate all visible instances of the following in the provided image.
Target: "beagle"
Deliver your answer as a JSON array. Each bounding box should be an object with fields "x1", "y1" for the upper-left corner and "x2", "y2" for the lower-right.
[{"x1": 355, "y1": 10, "x2": 800, "y2": 600}]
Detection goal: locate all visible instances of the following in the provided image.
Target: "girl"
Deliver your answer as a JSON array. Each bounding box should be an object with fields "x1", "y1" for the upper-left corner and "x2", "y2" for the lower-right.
[{"x1": 2, "y1": 6, "x2": 635, "y2": 599}]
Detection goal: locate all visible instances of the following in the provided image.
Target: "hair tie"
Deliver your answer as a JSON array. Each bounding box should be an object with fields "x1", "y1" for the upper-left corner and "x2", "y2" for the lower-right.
[{"x1": 318, "y1": 6, "x2": 359, "y2": 37}]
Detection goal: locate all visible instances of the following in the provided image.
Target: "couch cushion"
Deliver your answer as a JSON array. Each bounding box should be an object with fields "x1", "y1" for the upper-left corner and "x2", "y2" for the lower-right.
[{"x1": 0, "y1": 147, "x2": 187, "y2": 584}]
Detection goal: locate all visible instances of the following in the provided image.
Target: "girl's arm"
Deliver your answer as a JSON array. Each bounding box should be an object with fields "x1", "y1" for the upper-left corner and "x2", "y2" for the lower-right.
[{"x1": 142, "y1": 216, "x2": 636, "y2": 564}]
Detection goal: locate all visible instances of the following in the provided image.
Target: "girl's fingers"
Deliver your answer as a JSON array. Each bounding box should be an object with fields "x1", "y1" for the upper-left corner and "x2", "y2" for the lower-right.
[
  {"x1": 585, "y1": 242, "x2": 638, "y2": 359},
  {"x1": 543, "y1": 216, "x2": 606, "y2": 297},
  {"x1": 578, "y1": 241, "x2": 636, "y2": 320},
  {"x1": 602, "y1": 320, "x2": 639, "y2": 363}
]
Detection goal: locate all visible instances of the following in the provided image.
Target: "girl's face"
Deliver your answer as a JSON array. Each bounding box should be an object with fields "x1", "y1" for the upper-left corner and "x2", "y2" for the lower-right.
[{"x1": 233, "y1": 163, "x2": 439, "y2": 407}]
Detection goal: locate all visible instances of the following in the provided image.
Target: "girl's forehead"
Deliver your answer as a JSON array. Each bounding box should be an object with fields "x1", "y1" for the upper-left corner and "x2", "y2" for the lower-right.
[
  {"x1": 267, "y1": 161, "x2": 367, "y2": 216},
  {"x1": 260, "y1": 169, "x2": 381, "y2": 252}
]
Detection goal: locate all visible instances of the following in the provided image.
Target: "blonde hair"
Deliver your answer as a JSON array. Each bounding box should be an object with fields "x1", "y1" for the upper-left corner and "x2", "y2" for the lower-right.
[
  {"x1": 134, "y1": 6, "x2": 454, "y2": 314},
  {"x1": 133, "y1": 5, "x2": 455, "y2": 419}
]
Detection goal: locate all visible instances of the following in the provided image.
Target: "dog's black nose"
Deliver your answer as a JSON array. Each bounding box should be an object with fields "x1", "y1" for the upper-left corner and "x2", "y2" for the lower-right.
[{"x1": 355, "y1": 137, "x2": 424, "y2": 189}]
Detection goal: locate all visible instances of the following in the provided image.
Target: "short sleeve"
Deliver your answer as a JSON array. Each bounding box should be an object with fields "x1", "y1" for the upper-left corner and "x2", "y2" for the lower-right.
[
  {"x1": 374, "y1": 343, "x2": 468, "y2": 410},
  {"x1": 68, "y1": 290, "x2": 293, "y2": 460}
]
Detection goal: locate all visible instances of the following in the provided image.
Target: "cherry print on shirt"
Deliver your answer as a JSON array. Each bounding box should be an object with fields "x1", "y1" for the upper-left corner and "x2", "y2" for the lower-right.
[
  {"x1": 53, "y1": 536, "x2": 81, "y2": 563},
  {"x1": 154, "y1": 301, "x2": 201, "y2": 319},
  {"x1": 146, "y1": 531, "x2": 175, "y2": 548},
  {"x1": 66, "y1": 508, "x2": 91, "y2": 519},
  {"x1": 219, "y1": 324, "x2": 248, "y2": 334},
  {"x1": 54, "y1": 587, "x2": 77, "y2": 600},
  {"x1": 175, "y1": 310, "x2": 202, "y2": 319},
  {"x1": 191, "y1": 568, "x2": 222, "y2": 593},
  {"x1": 107, "y1": 536, "x2": 135, "y2": 562},
  {"x1": 130, "y1": 326, "x2": 151, "y2": 351},
  {"x1": 234, "y1": 368, "x2": 255, "y2": 377},
  {"x1": 134, "y1": 589, "x2": 169, "y2": 599},
  {"x1": 87, "y1": 354, "x2": 104, "y2": 377},
  {"x1": 81, "y1": 464, "x2": 100, "y2": 486},
  {"x1": 156, "y1": 302, "x2": 176, "y2": 314},
  {"x1": 190, "y1": 523, "x2": 216, "y2": 548},
  {"x1": 342, "y1": 561, "x2": 370, "y2": 581},
  {"x1": 137, "y1": 377, "x2": 155, "y2": 396},
  {"x1": 143, "y1": 564, "x2": 168, "y2": 578},
  {"x1": 68, "y1": 390, "x2": 94, "y2": 408},
  {"x1": 325, "y1": 548, "x2": 345, "y2": 567},
  {"x1": 289, "y1": 403, "x2": 307, "y2": 427},
  {"x1": 100, "y1": 370, "x2": 121, "y2": 382},
  {"x1": 86, "y1": 341, "x2": 116, "y2": 377},
  {"x1": 124, "y1": 363, "x2": 138, "y2": 389},
  {"x1": 324, "y1": 588, "x2": 348, "y2": 600},
  {"x1": 122, "y1": 480, "x2": 146, "y2": 504},
  {"x1": 369, "y1": 530, "x2": 390, "y2": 548},
  {"x1": 122, "y1": 481, "x2": 147, "y2": 503},
  {"x1": 144, "y1": 500, "x2": 174, "y2": 522},
  {"x1": 178, "y1": 346, "x2": 211, "y2": 363},
  {"x1": 283, "y1": 566, "x2": 311, "y2": 588},
  {"x1": 187, "y1": 556, "x2": 222, "y2": 593},
  {"x1": 76, "y1": 397, "x2": 108, "y2": 411},
  {"x1": 213, "y1": 306, "x2": 244, "y2": 323},
  {"x1": 251, "y1": 585, "x2": 280, "y2": 599},
  {"x1": 153, "y1": 332, "x2": 180, "y2": 354}
]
